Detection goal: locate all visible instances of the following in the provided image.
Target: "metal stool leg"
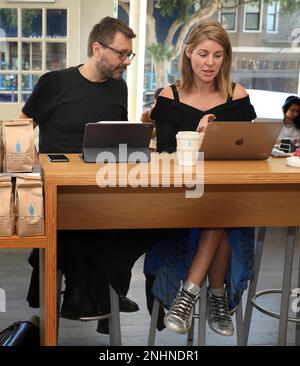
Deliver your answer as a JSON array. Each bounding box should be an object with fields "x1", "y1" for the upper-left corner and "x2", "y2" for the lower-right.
[
  {"x1": 296, "y1": 228, "x2": 300, "y2": 346},
  {"x1": 197, "y1": 277, "x2": 207, "y2": 346},
  {"x1": 278, "y1": 227, "x2": 296, "y2": 346},
  {"x1": 148, "y1": 297, "x2": 160, "y2": 346},
  {"x1": 235, "y1": 300, "x2": 244, "y2": 346},
  {"x1": 187, "y1": 314, "x2": 195, "y2": 344},
  {"x1": 56, "y1": 269, "x2": 63, "y2": 341},
  {"x1": 243, "y1": 227, "x2": 266, "y2": 345},
  {"x1": 108, "y1": 285, "x2": 121, "y2": 346},
  {"x1": 187, "y1": 277, "x2": 207, "y2": 346}
]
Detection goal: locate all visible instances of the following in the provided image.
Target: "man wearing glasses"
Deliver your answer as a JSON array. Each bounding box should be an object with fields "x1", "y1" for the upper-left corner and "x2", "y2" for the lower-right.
[{"x1": 19, "y1": 17, "x2": 152, "y2": 333}]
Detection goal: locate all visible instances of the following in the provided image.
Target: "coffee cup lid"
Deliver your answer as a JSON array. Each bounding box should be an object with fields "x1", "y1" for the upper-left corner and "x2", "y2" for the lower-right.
[{"x1": 176, "y1": 131, "x2": 200, "y2": 139}]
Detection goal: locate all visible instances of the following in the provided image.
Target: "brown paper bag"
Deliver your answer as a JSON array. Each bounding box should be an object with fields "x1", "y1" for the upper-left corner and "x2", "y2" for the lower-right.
[
  {"x1": 0, "y1": 177, "x2": 15, "y2": 236},
  {"x1": 15, "y1": 175, "x2": 44, "y2": 236},
  {"x1": 4, "y1": 119, "x2": 34, "y2": 173}
]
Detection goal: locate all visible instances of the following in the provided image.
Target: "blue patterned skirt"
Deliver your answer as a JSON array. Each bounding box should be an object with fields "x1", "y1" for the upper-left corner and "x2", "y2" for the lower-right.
[{"x1": 144, "y1": 228, "x2": 254, "y2": 311}]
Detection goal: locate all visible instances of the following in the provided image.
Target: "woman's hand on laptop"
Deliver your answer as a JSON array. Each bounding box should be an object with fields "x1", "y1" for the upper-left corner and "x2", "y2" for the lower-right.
[{"x1": 196, "y1": 114, "x2": 216, "y2": 133}]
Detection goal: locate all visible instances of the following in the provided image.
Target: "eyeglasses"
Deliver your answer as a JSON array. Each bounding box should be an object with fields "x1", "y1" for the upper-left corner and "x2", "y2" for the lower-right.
[{"x1": 99, "y1": 42, "x2": 135, "y2": 61}]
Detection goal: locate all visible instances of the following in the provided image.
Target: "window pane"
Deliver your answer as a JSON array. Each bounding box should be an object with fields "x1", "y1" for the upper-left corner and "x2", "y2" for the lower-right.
[
  {"x1": 0, "y1": 42, "x2": 18, "y2": 70},
  {"x1": 22, "y1": 9, "x2": 42, "y2": 38},
  {"x1": 22, "y1": 74, "x2": 40, "y2": 102},
  {"x1": 46, "y1": 9, "x2": 67, "y2": 38},
  {"x1": 46, "y1": 42, "x2": 66, "y2": 70},
  {"x1": 221, "y1": 13, "x2": 235, "y2": 30},
  {"x1": 0, "y1": 73, "x2": 18, "y2": 102},
  {"x1": 245, "y1": 14, "x2": 260, "y2": 30},
  {"x1": 0, "y1": 8, "x2": 17, "y2": 37},
  {"x1": 0, "y1": 92, "x2": 17, "y2": 102},
  {"x1": 267, "y1": 14, "x2": 276, "y2": 31},
  {"x1": 22, "y1": 42, "x2": 42, "y2": 70}
]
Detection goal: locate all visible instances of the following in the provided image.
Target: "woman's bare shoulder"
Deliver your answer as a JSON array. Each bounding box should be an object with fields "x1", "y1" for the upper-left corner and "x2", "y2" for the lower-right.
[
  {"x1": 232, "y1": 83, "x2": 248, "y2": 100},
  {"x1": 159, "y1": 86, "x2": 174, "y2": 100}
]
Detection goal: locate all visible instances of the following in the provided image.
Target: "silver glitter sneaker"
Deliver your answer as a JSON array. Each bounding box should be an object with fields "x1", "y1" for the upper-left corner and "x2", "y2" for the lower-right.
[
  {"x1": 164, "y1": 281, "x2": 200, "y2": 334},
  {"x1": 207, "y1": 288, "x2": 234, "y2": 336}
]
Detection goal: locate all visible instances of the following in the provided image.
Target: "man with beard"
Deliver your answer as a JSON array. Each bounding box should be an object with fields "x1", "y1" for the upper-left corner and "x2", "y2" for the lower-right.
[{"x1": 19, "y1": 17, "x2": 152, "y2": 328}]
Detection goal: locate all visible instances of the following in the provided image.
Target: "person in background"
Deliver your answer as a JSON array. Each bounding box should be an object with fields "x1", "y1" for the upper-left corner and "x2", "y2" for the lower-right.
[
  {"x1": 19, "y1": 17, "x2": 155, "y2": 328},
  {"x1": 140, "y1": 87, "x2": 164, "y2": 151},
  {"x1": 278, "y1": 95, "x2": 300, "y2": 148},
  {"x1": 140, "y1": 87, "x2": 164, "y2": 124},
  {"x1": 144, "y1": 21, "x2": 256, "y2": 336}
]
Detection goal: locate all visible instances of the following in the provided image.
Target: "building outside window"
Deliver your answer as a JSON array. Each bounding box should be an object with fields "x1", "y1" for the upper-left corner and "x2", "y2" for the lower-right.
[{"x1": 138, "y1": 0, "x2": 300, "y2": 118}]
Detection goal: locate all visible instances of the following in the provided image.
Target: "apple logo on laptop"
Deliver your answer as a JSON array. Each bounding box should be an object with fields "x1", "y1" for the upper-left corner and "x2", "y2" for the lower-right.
[{"x1": 235, "y1": 138, "x2": 244, "y2": 146}]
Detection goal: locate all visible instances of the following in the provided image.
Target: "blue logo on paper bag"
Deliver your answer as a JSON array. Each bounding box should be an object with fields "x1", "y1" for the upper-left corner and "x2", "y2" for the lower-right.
[
  {"x1": 29, "y1": 203, "x2": 35, "y2": 216},
  {"x1": 16, "y1": 141, "x2": 21, "y2": 153},
  {"x1": 188, "y1": 141, "x2": 191, "y2": 147}
]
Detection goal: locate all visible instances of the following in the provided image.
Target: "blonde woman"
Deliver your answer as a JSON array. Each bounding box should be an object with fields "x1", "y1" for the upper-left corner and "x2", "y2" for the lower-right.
[{"x1": 144, "y1": 21, "x2": 256, "y2": 336}]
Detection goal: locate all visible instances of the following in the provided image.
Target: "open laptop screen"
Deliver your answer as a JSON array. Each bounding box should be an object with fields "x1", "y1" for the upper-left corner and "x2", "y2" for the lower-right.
[
  {"x1": 82, "y1": 122, "x2": 154, "y2": 163},
  {"x1": 199, "y1": 120, "x2": 282, "y2": 160}
]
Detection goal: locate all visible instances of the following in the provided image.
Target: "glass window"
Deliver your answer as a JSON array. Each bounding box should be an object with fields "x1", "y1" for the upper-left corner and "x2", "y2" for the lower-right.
[
  {"x1": 142, "y1": 0, "x2": 300, "y2": 117},
  {"x1": 22, "y1": 9, "x2": 42, "y2": 38},
  {"x1": 46, "y1": 9, "x2": 67, "y2": 38},
  {"x1": 221, "y1": 13, "x2": 236, "y2": 31},
  {"x1": 0, "y1": 6, "x2": 68, "y2": 103},
  {"x1": 267, "y1": 2, "x2": 279, "y2": 32},
  {"x1": 0, "y1": 73, "x2": 18, "y2": 102},
  {"x1": 0, "y1": 41, "x2": 18, "y2": 70},
  {"x1": 244, "y1": 3, "x2": 261, "y2": 31},
  {"x1": 0, "y1": 8, "x2": 17, "y2": 37},
  {"x1": 22, "y1": 42, "x2": 42, "y2": 70},
  {"x1": 22, "y1": 74, "x2": 41, "y2": 102},
  {"x1": 220, "y1": 0, "x2": 237, "y2": 31},
  {"x1": 46, "y1": 42, "x2": 66, "y2": 70}
]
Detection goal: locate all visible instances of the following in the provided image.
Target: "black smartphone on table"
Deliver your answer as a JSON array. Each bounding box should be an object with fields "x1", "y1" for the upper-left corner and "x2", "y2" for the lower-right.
[{"x1": 47, "y1": 154, "x2": 69, "y2": 162}]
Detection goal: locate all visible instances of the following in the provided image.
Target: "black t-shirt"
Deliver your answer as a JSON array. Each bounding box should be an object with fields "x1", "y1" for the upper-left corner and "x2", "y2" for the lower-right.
[{"x1": 22, "y1": 66, "x2": 128, "y2": 153}]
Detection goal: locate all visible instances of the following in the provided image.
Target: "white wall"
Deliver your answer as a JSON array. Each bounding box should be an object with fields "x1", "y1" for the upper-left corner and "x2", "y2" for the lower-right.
[{"x1": 79, "y1": 0, "x2": 115, "y2": 63}]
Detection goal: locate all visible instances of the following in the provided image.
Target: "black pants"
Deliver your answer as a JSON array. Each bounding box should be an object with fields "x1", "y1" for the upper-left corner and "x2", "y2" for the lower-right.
[{"x1": 27, "y1": 229, "x2": 160, "y2": 312}]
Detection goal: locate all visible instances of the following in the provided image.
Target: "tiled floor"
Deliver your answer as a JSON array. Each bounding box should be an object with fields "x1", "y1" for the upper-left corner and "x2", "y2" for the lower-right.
[{"x1": 0, "y1": 227, "x2": 299, "y2": 346}]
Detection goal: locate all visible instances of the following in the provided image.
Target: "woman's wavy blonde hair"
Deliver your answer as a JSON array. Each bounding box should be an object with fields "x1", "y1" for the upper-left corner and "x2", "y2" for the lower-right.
[{"x1": 179, "y1": 21, "x2": 233, "y2": 98}]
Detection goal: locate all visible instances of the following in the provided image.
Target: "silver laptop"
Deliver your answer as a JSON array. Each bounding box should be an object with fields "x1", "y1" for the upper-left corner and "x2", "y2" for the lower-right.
[
  {"x1": 199, "y1": 120, "x2": 282, "y2": 160},
  {"x1": 82, "y1": 122, "x2": 154, "y2": 163}
]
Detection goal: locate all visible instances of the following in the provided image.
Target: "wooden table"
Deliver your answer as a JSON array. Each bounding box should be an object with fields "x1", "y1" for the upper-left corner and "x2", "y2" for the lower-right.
[{"x1": 36, "y1": 154, "x2": 300, "y2": 345}]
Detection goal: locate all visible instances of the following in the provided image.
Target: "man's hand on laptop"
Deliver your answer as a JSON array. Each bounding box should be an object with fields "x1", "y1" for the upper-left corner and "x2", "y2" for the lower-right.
[{"x1": 196, "y1": 114, "x2": 216, "y2": 133}]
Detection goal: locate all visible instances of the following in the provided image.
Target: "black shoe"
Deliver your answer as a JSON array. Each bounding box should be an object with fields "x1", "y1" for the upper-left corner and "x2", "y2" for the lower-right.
[
  {"x1": 60, "y1": 305, "x2": 109, "y2": 320},
  {"x1": 60, "y1": 283, "x2": 108, "y2": 320},
  {"x1": 119, "y1": 295, "x2": 139, "y2": 313}
]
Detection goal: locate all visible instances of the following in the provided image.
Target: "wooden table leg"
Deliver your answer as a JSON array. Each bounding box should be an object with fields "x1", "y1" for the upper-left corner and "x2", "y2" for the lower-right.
[{"x1": 44, "y1": 183, "x2": 58, "y2": 345}]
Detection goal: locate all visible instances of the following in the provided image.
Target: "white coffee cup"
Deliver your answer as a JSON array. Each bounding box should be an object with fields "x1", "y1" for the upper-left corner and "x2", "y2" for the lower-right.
[
  {"x1": 176, "y1": 131, "x2": 203, "y2": 149},
  {"x1": 176, "y1": 131, "x2": 204, "y2": 166}
]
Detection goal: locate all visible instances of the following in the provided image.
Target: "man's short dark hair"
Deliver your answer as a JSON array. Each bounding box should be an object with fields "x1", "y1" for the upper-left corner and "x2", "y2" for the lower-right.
[{"x1": 87, "y1": 16, "x2": 136, "y2": 57}]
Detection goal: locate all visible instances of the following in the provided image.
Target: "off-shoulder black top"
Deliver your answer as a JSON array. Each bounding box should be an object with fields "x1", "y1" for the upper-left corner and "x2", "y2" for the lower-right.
[{"x1": 150, "y1": 84, "x2": 257, "y2": 153}]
